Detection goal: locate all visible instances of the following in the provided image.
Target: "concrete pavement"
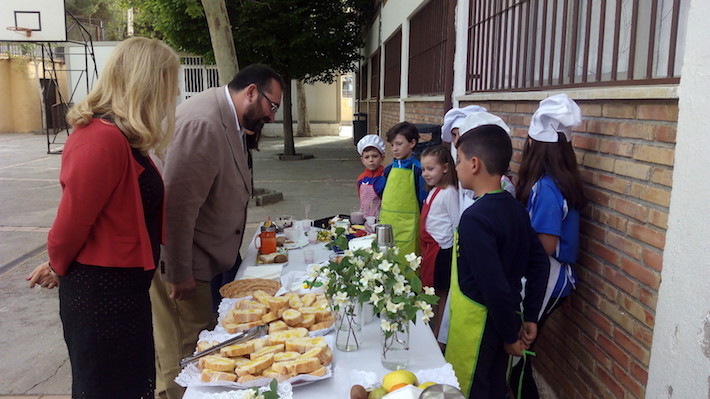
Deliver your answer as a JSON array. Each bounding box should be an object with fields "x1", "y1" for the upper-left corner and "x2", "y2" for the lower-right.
[{"x1": 0, "y1": 131, "x2": 363, "y2": 396}]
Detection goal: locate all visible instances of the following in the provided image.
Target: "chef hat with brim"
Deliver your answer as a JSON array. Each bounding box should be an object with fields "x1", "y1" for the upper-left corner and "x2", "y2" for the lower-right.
[
  {"x1": 356, "y1": 134, "x2": 386, "y2": 155},
  {"x1": 529, "y1": 93, "x2": 582, "y2": 143},
  {"x1": 441, "y1": 105, "x2": 488, "y2": 142},
  {"x1": 459, "y1": 111, "x2": 511, "y2": 137}
]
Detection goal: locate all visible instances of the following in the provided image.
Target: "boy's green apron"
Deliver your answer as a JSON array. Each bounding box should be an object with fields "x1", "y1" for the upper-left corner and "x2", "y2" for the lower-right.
[
  {"x1": 379, "y1": 164, "x2": 420, "y2": 260},
  {"x1": 444, "y1": 230, "x2": 487, "y2": 397}
]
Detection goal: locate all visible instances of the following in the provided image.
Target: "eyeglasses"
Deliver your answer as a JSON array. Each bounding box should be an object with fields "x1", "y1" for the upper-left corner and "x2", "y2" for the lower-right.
[{"x1": 259, "y1": 89, "x2": 280, "y2": 112}]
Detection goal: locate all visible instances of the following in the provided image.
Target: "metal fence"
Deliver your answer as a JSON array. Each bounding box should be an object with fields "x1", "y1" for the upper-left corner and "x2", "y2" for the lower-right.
[
  {"x1": 466, "y1": 0, "x2": 688, "y2": 92},
  {"x1": 179, "y1": 56, "x2": 220, "y2": 102},
  {"x1": 408, "y1": 0, "x2": 448, "y2": 95}
]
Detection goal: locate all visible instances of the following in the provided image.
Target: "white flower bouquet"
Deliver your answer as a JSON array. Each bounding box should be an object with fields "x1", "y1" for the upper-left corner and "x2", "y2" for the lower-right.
[{"x1": 307, "y1": 243, "x2": 438, "y2": 349}]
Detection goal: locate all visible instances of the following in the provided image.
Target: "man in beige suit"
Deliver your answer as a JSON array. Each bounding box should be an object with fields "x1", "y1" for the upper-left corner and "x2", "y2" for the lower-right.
[{"x1": 150, "y1": 64, "x2": 284, "y2": 398}]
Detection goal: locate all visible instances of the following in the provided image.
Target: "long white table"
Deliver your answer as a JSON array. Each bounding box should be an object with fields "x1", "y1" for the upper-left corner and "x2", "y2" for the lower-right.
[{"x1": 184, "y1": 229, "x2": 448, "y2": 398}]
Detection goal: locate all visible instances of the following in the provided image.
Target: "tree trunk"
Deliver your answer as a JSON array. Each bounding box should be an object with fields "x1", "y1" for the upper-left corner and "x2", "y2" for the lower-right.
[
  {"x1": 201, "y1": 0, "x2": 239, "y2": 84},
  {"x1": 282, "y1": 74, "x2": 296, "y2": 156},
  {"x1": 296, "y1": 80, "x2": 311, "y2": 137}
]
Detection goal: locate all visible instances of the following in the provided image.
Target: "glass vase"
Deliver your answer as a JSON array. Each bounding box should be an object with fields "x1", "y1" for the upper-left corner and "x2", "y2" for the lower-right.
[
  {"x1": 335, "y1": 300, "x2": 362, "y2": 352},
  {"x1": 380, "y1": 316, "x2": 411, "y2": 370}
]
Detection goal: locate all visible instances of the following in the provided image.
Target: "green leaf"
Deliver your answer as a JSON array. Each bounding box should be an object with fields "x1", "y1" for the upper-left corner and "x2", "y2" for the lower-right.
[
  {"x1": 269, "y1": 378, "x2": 279, "y2": 393},
  {"x1": 410, "y1": 274, "x2": 422, "y2": 293}
]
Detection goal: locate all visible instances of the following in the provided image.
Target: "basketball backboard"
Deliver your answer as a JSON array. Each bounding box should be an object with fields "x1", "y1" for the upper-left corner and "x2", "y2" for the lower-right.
[{"x1": 1, "y1": 0, "x2": 66, "y2": 42}]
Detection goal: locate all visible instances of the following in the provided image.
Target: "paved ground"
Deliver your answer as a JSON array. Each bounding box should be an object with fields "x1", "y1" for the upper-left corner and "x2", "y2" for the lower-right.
[{"x1": 0, "y1": 131, "x2": 362, "y2": 397}]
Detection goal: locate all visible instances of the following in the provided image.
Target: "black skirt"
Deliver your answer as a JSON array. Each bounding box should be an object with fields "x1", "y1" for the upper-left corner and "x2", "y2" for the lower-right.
[
  {"x1": 59, "y1": 262, "x2": 156, "y2": 399},
  {"x1": 434, "y1": 247, "x2": 452, "y2": 291}
]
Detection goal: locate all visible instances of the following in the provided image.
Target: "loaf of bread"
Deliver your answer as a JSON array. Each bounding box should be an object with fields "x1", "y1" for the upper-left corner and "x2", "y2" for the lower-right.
[
  {"x1": 267, "y1": 296, "x2": 289, "y2": 311},
  {"x1": 250, "y1": 344, "x2": 284, "y2": 360},
  {"x1": 299, "y1": 314, "x2": 315, "y2": 328},
  {"x1": 224, "y1": 320, "x2": 262, "y2": 334},
  {"x1": 203, "y1": 355, "x2": 236, "y2": 372},
  {"x1": 196, "y1": 340, "x2": 219, "y2": 353},
  {"x1": 236, "y1": 353, "x2": 274, "y2": 376},
  {"x1": 220, "y1": 341, "x2": 255, "y2": 357},
  {"x1": 268, "y1": 320, "x2": 288, "y2": 333},
  {"x1": 281, "y1": 309, "x2": 303, "y2": 326},
  {"x1": 234, "y1": 308, "x2": 265, "y2": 323},
  {"x1": 201, "y1": 369, "x2": 238, "y2": 382},
  {"x1": 308, "y1": 366, "x2": 327, "y2": 377},
  {"x1": 273, "y1": 351, "x2": 300, "y2": 363},
  {"x1": 292, "y1": 357, "x2": 321, "y2": 374},
  {"x1": 195, "y1": 290, "x2": 336, "y2": 385}
]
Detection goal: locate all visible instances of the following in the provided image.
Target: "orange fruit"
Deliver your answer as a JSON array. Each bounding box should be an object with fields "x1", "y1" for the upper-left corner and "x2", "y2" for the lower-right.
[{"x1": 389, "y1": 383, "x2": 410, "y2": 392}]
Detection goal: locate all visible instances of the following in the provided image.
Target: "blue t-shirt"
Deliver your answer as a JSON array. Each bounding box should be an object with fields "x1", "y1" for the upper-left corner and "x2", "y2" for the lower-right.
[{"x1": 527, "y1": 175, "x2": 580, "y2": 297}]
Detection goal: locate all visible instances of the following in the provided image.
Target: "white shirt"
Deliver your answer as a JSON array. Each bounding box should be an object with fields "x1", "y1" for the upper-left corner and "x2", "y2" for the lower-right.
[
  {"x1": 224, "y1": 86, "x2": 245, "y2": 140},
  {"x1": 424, "y1": 185, "x2": 459, "y2": 249}
]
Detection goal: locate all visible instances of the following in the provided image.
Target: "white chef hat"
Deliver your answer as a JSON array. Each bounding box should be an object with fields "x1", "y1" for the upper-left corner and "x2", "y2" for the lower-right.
[
  {"x1": 356, "y1": 134, "x2": 386, "y2": 155},
  {"x1": 442, "y1": 105, "x2": 488, "y2": 142},
  {"x1": 529, "y1": 93, "x2": 582, "y2": 142},
  {"x1": 459, "y1": 111, "x2": 511, "y2": 137}
]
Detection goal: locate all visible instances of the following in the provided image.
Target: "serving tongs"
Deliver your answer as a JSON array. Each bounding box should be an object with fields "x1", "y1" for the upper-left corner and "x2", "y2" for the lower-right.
[{"x1": 179, "y1": 324, "x2": 268, "y2": 368}]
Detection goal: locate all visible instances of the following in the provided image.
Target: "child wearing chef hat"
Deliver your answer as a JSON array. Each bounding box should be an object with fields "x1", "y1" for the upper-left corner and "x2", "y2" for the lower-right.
[
  {"x1": 443, "y1": 108, "x2": 517, "y2": 217},
  {"x1": 356, "y1": 134, "x2": 386, "y2": 219},
  {"x1": 436, "y1": 110, "x2": 518, "y2": 347},
  {"x1": 509, "y1": 93, "x2": 588, "y2": 398}
]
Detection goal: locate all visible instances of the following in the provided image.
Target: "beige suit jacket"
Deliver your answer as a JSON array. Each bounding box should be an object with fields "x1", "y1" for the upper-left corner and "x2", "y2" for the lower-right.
[{"x1": 159, "y1": 87, "x2": 251, "y2": 283}]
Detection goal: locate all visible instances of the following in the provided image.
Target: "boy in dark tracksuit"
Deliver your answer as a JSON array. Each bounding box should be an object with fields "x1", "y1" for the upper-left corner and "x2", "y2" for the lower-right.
[{"x1": 445, "y1": 124, "x2": 549, "y2": 398}]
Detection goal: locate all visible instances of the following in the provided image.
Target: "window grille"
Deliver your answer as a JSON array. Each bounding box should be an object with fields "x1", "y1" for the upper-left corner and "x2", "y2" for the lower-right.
[{"x1": 466, "y1": 0, "x2": 688, "y2": 92}]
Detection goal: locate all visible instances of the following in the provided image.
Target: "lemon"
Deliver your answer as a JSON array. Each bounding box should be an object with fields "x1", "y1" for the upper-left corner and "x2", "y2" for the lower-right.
[
  {"x1": 382, "y1": 370, "x2": 418, "y2": 392},
  {"x1": 418, "y1": 382, "x2": 437, "y2": 390}
]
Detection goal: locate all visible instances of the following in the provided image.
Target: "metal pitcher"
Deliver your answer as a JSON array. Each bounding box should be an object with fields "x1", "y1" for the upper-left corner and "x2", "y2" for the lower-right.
[{"x1": 374, "y1": 224, "x2": 394, "y2": 248}]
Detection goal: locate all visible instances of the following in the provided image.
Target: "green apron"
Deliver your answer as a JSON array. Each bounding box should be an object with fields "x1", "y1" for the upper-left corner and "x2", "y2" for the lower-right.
[
  {"x1": 444, "y1": 230, "x2": 487, "y2": 397},
  {"x1": 379, "y1": 164, "x2": 420, "y2": 261}
]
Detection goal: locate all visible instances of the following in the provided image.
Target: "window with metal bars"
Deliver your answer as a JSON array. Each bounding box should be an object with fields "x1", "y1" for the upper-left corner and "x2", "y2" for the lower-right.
[
  {"x1": 358, "y1": 63, "x2": 368, "y2": 100},
  {"x1": 384, "y1": 29, "x2": 402, "y2": 97},
  {"x1": 466, "y1": 0, "x2": 688, "y2": 92},
  {"x1": 371, "y1": 50, "x2": 381, "y2": 99},
  {"x1": 408, "y1": 0, "x2": 448, "y2": 96}
]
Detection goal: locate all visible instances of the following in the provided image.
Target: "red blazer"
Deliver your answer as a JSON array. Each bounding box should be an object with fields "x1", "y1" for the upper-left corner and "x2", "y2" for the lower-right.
[{"x1": 47, "y1": 119, "x2": 166, "y2": 276}]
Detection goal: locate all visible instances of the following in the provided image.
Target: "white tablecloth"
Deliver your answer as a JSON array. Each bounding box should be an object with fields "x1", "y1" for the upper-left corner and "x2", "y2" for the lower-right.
[{"x1": 184, "y1": 228, "x2": 448, "y2": 398}]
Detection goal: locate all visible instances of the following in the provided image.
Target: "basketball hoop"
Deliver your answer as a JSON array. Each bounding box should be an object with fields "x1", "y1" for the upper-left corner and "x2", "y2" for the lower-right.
[{"x1": 6, "y1": 26, "x2": 32, "y2": 38}]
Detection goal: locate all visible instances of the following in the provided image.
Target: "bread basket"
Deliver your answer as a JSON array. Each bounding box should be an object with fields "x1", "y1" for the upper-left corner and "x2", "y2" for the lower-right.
[{"x1": 219, "y1": 278, "x2": 282, "y2": 299}]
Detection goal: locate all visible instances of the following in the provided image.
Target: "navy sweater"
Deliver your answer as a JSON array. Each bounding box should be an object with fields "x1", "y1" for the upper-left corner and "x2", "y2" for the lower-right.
[{"x1": 457, "y1": 191, "x2": 550, "y2": 344}]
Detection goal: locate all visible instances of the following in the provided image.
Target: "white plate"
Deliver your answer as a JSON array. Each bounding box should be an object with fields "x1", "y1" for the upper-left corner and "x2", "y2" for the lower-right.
[
  {"x1": 283, "y1": 240, "x2": 309, "y2": 250},
  {"x1": 176, "y1": 333, "x2": 335, "y2": 390}
]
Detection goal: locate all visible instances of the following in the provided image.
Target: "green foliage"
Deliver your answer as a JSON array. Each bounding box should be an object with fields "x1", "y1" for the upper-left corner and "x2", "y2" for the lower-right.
[
  {"x1": 127, "y1": 0, "x2": 372, "y2": 82},
  {"x1": 325, "y1": 227, "x2": 349, "y2": 251},
  {"x1": 66, "y1": 0, "x2": 127, "y2": 41},
  {"x1": 307, "y1": 245, "x2": 439, "y2": 341}
]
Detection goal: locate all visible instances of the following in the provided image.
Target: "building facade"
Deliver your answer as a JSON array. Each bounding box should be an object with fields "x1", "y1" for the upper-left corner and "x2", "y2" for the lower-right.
[{"x1": 357, "y1": 0, "x2": 708, "y2": 397}]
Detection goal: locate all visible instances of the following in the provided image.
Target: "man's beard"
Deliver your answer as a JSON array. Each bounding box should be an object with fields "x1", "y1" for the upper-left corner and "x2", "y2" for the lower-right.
[{"x1": 243, "y1": 104, "x2": 266, "y2": 133}]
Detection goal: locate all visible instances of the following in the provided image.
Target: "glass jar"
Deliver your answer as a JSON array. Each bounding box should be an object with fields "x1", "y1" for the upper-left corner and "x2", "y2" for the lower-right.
[
  {"x1": 380, "y1": 315, "x2": 410, "y2": 370},
  {"x1": 335, "y1": 300, "x2": 362, "y2": 352}
]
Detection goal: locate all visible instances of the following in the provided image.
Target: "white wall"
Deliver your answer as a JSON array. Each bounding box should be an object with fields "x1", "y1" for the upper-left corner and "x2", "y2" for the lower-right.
[
  {"x1": 363, "y1": 0, "x2": 427, "y2": 58},
  {"x1": 63, "y1": 41, "x2": 119, "y2": 105},
  {"x1": 645, "y1": 0, "x2": 710, "y2": 397}
]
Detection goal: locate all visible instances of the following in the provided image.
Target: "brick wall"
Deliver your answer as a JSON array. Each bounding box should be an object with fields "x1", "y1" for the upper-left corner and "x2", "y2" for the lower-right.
[
  {"x1": 368, "y1": 101, "x2": 379, "y2": 135},
  {"x1": 459, "y1": 98, "x2": 676, "y2": 398},
  {"x1": 381, "y1": 101, "x2": 400, "y2": 136},
  {"x1": 404, "y1": 101, "x2": 445, "y2": 124}
]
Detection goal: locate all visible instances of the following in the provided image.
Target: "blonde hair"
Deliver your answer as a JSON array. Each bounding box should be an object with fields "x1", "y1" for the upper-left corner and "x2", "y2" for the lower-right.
[{"x1": 67, "y1": 37, "x2": 180, "y2": 156}]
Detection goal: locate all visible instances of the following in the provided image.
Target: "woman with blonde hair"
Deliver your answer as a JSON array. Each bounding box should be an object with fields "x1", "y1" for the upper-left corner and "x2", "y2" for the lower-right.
[{"x1": 26, "y1": 37, "x2": 179, "y2": 398}]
